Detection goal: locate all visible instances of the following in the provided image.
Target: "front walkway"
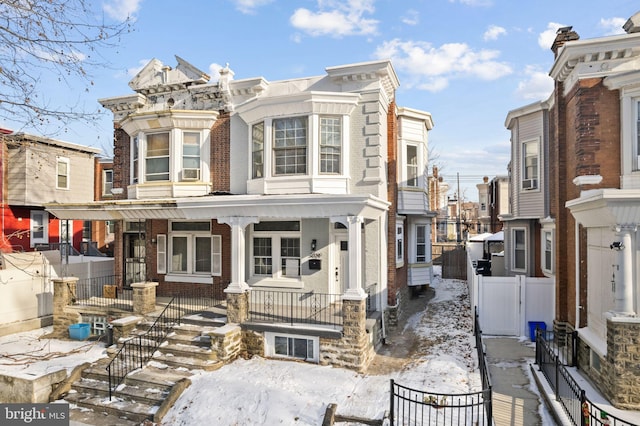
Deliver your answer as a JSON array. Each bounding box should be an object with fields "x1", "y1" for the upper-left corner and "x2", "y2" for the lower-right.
[{"x1": 483, "y1": 337, "x2": 550, "y2": 426}]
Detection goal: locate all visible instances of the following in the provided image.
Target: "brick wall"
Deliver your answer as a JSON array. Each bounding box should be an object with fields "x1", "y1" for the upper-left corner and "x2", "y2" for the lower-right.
[{"x1": 210, "y1": 112, "x2": 230, "y2": 193}]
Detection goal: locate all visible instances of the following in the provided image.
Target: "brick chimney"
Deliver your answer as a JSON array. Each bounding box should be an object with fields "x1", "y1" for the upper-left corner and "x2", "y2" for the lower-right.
[{"x1": 551, "y1": 26, "x2": 579, "y2": 58}]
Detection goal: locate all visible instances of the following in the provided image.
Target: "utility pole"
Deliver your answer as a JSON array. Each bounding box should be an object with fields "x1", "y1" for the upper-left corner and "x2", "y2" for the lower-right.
[{"x1": 457, "y1": 172, "x2": 461, "y2": 243}]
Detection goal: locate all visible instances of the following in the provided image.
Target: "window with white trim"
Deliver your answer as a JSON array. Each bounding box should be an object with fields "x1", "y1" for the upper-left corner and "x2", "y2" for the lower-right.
[
  {"x1": 266, "y1": 332, "x2": 318, "y2": 363},
  {"x1": 102, "y1": 169, "x2": 113, "y2": 196},
  {"x1": 636, "y1": 100, "x2": 640, "y2": 170},
  {"x1": 513, "y1": 228, "x2": 526, "y2": 270},
  {"x1": 252, "y1": 221, "x2": 301, "y2": 279},
  {"x1": 132, "y1": 136, "x2": 139, "y2": 184},
  {"x1": 406, "y1": 145, "x2": 418, "y2": 187},
  {"x1": 416, "y1": 224, "x2": 427, "y2": 263},
  {"x1": 145, "y1": 132, "x2": 170, "y2": 181},
  {"x1": 30, "y1": 211, "x2": 48, "y2": 247},
  {"x1": 56, "y1": 157, "x2": 70, "y2": 189},
  {"x1": 396, "y1": 223, "x2": 404, "y2": 265},
  {"x1": 542, "y1": 230, "x2": 553, "y2": 273},
  {"x1": 252, "y1": 122, "x2": 264, "y2": 178},
  {"x1": 164, "y1": 222, "x2": 221, "y2": 276},
  {"x1": 182, "y1": 132, "x2": 201, "y2": 181},
  {"x1": 522, "y1": 140, "x2": 539, "y2": 190},
  {"x1": 320, "y1": 116, "x2": 341, "y2": 174},
  {"x1": 273, "y1": 117, "x2": 307, "y2": 175}
]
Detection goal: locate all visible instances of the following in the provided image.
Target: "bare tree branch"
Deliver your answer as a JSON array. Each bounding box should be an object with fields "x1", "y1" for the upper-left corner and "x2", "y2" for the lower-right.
[{"x1": 0, "y1": 0, "x2": 132, "y2": 134}]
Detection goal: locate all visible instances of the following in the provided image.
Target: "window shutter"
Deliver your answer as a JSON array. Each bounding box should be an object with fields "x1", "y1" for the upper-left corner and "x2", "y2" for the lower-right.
[
  {"x1": 157, "y1": 234, "x2": 167, "y2": 274},
  {"x1": 212, "y1": 235, "x2": 222, "y2": 276}
]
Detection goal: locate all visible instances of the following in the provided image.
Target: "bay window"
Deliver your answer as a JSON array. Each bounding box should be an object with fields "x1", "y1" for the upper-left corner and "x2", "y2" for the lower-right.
[
  {"x1": 182, "y1": 132, "x2": 201, "y2": 181},
  {"x1": 406, "y1": 145, "x2": 418, "y2": 187},
  {"x1": 273, "y1": 117, "x2": 307, "y2": 175},
  {"x1": 145, "y1": 132, "x2": 170, "y2": 181},
  {"x1": 320, "y1": 117, "x2": 341, "y2": 174},
  {"x1": 522, "y1": 140, "x2": 539, "y2": 190},
  {"x1": 416, "y1": 224, "x2": 427, "y2": 262},
  {"x1": 396, "y1": 222, "x2": 404, "y2": 265},
  {"x1": 252, "y1": 122, "x2": 264, "y2": 178}
]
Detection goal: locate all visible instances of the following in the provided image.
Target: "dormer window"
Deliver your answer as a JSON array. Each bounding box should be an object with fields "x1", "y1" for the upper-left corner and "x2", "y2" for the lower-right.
[{"x1": 274, "y1": 117, "x2": 308, "y2": 175}]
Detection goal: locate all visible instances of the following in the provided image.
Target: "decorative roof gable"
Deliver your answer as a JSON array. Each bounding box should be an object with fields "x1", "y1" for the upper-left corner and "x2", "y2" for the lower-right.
[{"x1": 128, "y1": 55, "x2": 210, "y2": 94}]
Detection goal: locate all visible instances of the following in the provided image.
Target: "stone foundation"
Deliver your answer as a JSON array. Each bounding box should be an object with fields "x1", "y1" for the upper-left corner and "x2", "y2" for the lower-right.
[
  {"x1": 207, "y1": 324, "x2": 243, "y2": 362},
  {"x1": 242, "y1": 329, "x2": 265, "y2": 358},
  {"x1": 602, "y1": 317, "x2": 640, "y2": 409}
]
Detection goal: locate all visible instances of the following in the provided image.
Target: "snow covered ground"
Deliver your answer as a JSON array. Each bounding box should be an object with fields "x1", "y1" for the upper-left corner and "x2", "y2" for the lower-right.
[
  {"x1": 161, "y1": 273, "x2": 482, "y2": 425},
  {"x1": 0, "y1": 270, "x2": 487, "y2": 425}
]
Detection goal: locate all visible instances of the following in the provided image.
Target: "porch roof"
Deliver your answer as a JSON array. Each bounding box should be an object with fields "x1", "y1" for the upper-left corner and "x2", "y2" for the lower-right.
[
  {"x1": 566, "y1": 188, "x2": 640, "y2": 227},
  {"x1": 45, "y1": 193, "x2": 390, "y2": 221}
]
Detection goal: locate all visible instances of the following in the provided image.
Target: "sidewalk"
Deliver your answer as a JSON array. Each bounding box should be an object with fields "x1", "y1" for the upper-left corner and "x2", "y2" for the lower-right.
[{"x1": 483, "y1": 337, "x2": 555, "y2": 426}]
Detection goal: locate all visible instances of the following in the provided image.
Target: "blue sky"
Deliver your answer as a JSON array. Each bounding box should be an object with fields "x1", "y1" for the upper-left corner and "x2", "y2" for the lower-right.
[{"x1": 4, "y1": 0, "x2": 639, "y2": 200}]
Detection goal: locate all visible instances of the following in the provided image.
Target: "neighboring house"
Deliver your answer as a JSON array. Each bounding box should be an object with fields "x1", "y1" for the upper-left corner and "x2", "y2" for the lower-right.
[
  {"x1": 502, "y1": 100, "x2": 551, "y2": 278},
  {"x1": 488, "y1": 175, "x2": 508, "y2": 233},
  {"x1": 476, "y1": 177, "x2": 491, "y2": 233},
  {"x1": 505, "y1": 12, "x2": 640, "y2": 410},
  {"x1": 428, "y1": 166, "x2": 450, "y2": 243},
  {"x1": 0, "y1": 131, "x2": 100, "y2": 254},
  {"x1": 90, "y1": 157, "x2": 115, "y2": 256},
  {"x1": 46, "y1": 58, "x2": 435, "y2": 369}
]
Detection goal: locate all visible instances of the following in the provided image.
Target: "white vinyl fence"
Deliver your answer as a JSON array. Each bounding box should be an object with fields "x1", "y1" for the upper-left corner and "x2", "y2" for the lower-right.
[
  {"x1": 467, "y1": 253, "x2": 555, "y2": 338},
  {"x1": 0, "y1": 251, "x2": 114, "y2": 332}
]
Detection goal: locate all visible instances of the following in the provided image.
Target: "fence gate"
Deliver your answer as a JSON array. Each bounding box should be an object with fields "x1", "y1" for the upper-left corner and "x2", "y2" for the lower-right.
[
  {"x1": 433, "y1": 243, "x2": 467, "y2": 280},
  {"x1": 478, "y1": 277, "x2": 519, "y2": 336}
]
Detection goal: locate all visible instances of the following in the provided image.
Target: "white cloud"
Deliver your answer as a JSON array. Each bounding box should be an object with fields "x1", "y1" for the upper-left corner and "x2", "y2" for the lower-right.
[
  {"x1": 538, "y1": 22, "x2": 566, "y2": 50},
  {"x1": 208, "y1": 63, "x2": 225, "y2": 82},
  {"x1": 103, "y1": 0, "x2": 142, "y2": 22},
  {"x1": 599, "y1": 17, "x2": 627, "y2": 36},
  {"x1": 232, "y1": 0, "x2": 273, "y2": 15},
  {"x1": 402, "y1": 9, "x2": 419, "y2": 26},
  {"x1": 126, "y1": 59, "x2": 149, "y2": 78},
  {"x1": 290, "y1": 0, "x2": 378, "y2": 37},
  {"x1": 483, "y1": 25, "x2": 506, "y2": 41},
  {"x1": 374, "y1": 39, "x2": 512, "y2": 92},
  {"x1": 515, "y1": 66, "x2": 553, "y2": 100}
]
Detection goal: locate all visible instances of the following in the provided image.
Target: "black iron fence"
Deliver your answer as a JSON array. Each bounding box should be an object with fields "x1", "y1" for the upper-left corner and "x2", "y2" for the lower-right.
[
  {"x1": 74, "y1": 275, "x2": 133, "y2": 311},
  {"x1": 389, "y1": 308, "x2": 492, "y2": 425},
  {"x1": 390, "y1": 381, "x2": 491, "y2": 425},
  {"x1": 249, "y1": 290, "x2": 342, "y2": 328},
  {"x1": 164, "y1": 282, "x2": 227, "y2": 313},
  {"x1": 535, "y1": 330, "x2": 636, "y2": 426}
]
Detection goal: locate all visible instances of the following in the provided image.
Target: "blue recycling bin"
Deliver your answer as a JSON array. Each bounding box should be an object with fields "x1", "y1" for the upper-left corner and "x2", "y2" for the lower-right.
[
  {"x1": 69, "y1": 323, "x2": 90, "y2": 340},
  {"x1": 528, "y1": 321, "x2": 546, "y2": 342}
]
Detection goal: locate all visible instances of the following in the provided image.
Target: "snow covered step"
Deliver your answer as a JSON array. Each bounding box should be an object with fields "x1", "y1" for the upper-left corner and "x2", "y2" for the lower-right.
[
  {"x1": 156, "y1": 342, "x2": 217, "y2": 361},
  {"x1": 165, "y1": 330, "x2": 211, "y2": 348},
  {"x1": 71, "y1": 378, "x2": 169, "y2": 406},
  {"x1": 151, "y1": 352, "x2": 223, "y2": 372},
  {"x1": 65, "y1": 392, "x2": 157, "y2": 424}
]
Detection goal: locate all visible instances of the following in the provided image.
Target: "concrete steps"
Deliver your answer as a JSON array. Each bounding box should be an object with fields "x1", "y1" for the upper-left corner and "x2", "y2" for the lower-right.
[{"x1": 65, "y1": 309, "x2": 226, "y2": 423}]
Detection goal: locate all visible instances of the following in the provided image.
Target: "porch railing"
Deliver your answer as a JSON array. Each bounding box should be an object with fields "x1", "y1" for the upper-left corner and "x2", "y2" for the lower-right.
[
  {"x1": 535, "y1": 330, "x2": 635, "y2": 426},
  {"x1": 74, "y1": 275, "x2": 133, "y2": 311},
  {"x1": 249, "y1": 290, "x2": 342, "y2": 328}
]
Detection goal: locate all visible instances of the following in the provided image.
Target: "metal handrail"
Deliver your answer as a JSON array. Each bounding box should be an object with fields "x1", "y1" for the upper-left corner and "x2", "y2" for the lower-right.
[{"x1": 106, "y1": 296, "x2": 181, "y2": 399}]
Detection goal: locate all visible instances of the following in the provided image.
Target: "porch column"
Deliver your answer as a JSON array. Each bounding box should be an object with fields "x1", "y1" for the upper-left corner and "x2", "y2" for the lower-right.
[
  {"x1": 613, "y1": 227, "x2": 635, "y2": 315},
  {"x1": 344, "y1": 215, "x2": 366, "y2": 300},
  {"x1": 218, "y1": 216, "x2": 259, "y2": 293}
]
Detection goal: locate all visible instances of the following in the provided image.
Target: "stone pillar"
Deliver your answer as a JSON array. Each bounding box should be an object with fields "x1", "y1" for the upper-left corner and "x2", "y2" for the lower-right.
[
  {"x1": 110, "y1": 316, "x2": 142, "y2": 344},
  {"x1": 218, "y1": 216, "x2": 258, "y2": 293},
  {"x1": 131, "y1": 282, "x2": 158, "y2": 315},
  {"x1": 52, "y1": 277, "x2": 81, "y2": 337},
  {"x1": 226, "y1": 291, "x2": 249, "y2": 324},
  {"x1": 341, "y1": 298, "x2": 373, "y2": 371},
  {"x1": 604, "y1": 316, "x2": 640, "y2": 409},
  {"x1": 344, "y1": 215, "x2": 366, "y2": 300}
]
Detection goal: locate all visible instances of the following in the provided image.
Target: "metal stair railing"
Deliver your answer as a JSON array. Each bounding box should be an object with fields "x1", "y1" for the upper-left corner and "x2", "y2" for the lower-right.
[{"x1": 106, "y1": 296, "x2": 182, "y2": 400}]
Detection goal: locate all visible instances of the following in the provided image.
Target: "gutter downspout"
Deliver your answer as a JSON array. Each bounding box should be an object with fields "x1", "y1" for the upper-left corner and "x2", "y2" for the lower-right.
[{"x1": 575, "y1": 221, "x2": 581, "y2": 329}]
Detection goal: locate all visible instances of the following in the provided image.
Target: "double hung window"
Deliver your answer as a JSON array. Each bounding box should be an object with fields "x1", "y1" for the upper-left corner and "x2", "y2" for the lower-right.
[
  {"x1": 406, "y1": 145, "x2": 418, "y2": 187},
  {"x1": 182, "y1": 132, "x2": 201, "y2": 181},
  {"x1": 513, "y1": 229, "x2": 526, "y2": 270},
  {"x1": 320, "y1": 117, "x2": 341, "y2": 174},
  {"x1": 416, "y1": 225, "x2": 426, "y2": 263},
  {"x1": 145, "y1": 132, "x2": 170, "y2": 181},
  {"x1": 252, "y1": 122, "x2": 264, "y2": 178},
  {"x1": 522, "y1": 141, "x2": 539, "y2": 190},
  {"x1": 273, "y1": 117, "x2": 307, "y2": 175},
  {"x1": 103, "y1": 169, "x2": 113, "y2": 196},
  {"x1": 56, "y1": 157, "x2": 70, "y2": 189},
  {"x1": 160, "y1": 221, "x2": 221, "y2": 276}
]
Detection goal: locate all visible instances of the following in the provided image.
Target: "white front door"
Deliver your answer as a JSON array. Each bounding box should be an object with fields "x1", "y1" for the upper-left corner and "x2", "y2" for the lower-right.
[{"x1": 333, "y1": 236, "x2": 348, "y2": 294}]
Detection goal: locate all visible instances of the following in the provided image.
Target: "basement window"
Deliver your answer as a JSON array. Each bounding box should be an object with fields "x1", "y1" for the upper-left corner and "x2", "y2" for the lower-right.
[{"x1": 265, "y1": 332, "x2": 318, "y2": 363}]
